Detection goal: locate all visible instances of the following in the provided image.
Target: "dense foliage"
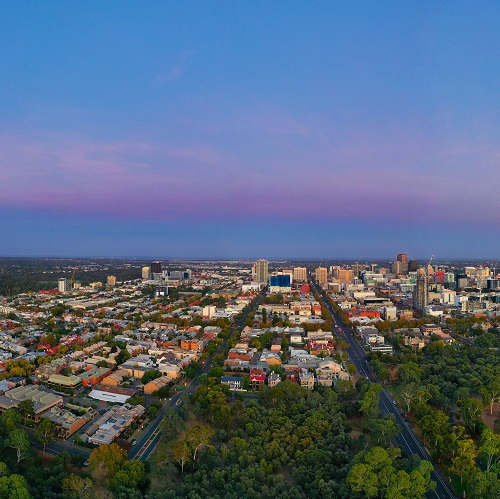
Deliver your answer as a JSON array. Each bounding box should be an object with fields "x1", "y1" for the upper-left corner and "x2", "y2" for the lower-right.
[{"x1": 151, "y1": 381, "x2": 435, "y2": 498}]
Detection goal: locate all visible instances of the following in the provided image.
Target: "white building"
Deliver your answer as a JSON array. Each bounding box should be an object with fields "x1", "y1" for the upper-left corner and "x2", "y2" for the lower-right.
[{"x1": 58, "y1": 278, "x2": 69, "y2": 293}]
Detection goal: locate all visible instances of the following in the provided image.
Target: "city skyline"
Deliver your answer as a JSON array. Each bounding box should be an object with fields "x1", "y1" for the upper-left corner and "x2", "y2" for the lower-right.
[{"x1": 1, "y1": 2, "x2": 500, "y2": 258}]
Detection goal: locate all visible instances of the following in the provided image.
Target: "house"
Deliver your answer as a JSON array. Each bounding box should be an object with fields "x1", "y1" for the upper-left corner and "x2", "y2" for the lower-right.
[
  {"x1": 249, "y1": 369, "x2": 266, "y2": 389},
  {"x1": 267, "y1": 371, "x2": 281, "y2": 387},
  {"x1": 221, "y1": 376, "x2": 242, "y2": 391},
  {"x1": 299, "y1": 372, "x2": 315, "y2": 390}
]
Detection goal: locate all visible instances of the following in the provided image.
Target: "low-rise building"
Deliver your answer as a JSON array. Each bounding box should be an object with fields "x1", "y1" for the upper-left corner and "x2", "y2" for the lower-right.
[
  {"x1": 0, "y1": 385, "x2": 63, "y2": 420},
  {"x1": 144, "y1": 376, "x2": 171, "y2": 395},
  {"x1": 78, "y1": 367, "x2": 113, "y2": 387},
  {"x1": 84, "y1": 403, "x2": 144, "y2": 445},
  {"x1": 46, "y1": 406, "x2": 93, "y2": 439}
]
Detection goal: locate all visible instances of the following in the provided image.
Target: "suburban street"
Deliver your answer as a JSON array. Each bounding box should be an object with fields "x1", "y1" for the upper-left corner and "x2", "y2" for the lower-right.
[
  {"x1": 129, "y1": 292, "x2": 262, "y2": 461},
  {"x1": 312, "y1": 282, "x2": 457, "y2": 499}
]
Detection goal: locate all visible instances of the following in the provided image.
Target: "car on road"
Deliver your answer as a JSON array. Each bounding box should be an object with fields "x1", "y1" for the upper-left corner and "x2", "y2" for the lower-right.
[{"x1": 132, "y1": 440, "x2": 137, "y2": 446}]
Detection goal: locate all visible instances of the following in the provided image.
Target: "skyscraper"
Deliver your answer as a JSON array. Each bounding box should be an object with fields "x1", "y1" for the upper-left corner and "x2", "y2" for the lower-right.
[
  {"x1": 107, "y1": 275, "x2": 116, "y2": 287},
  {"x1": 142, "y1": 266, "x2": 151, "y2": 279},
  {"x1": 413, "y1": 274, "x2": 428, "y2": 311},
  {"x1": 337, "y1": 269, "x2": 353, "y2": 283},
  {"x1": 151, "y1": 261, "x2": 162, "y2": 274},
  {"x1": 58, "y1": 278, "x2": 69, "y2": 293},
  {"x1": 293, "y1": 267, "x2": 307, "y2": 282},
  {"x1": 397, "y1": 253, "x2": 408, "y2": 274},
  {"x1": 255, "y1": 259, "x2": 269, "y2": 284},
  {"x1": 316, "y1": 267, "x2": 328, "y2": 286}
]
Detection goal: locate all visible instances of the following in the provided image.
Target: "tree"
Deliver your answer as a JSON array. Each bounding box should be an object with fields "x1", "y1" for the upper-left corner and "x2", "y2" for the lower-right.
[
  {"x1": 359, "y1": 383, "x2": 382, "y2": 419},
  {"x1": 184, "y1": 361, "x2": 201, "y2": 379},
  {"x1": 346, "y1": 362, "x2": 357, "y2": 379},
  {"x1": 88, "y1": 443, "x2": 127, "y2": 482},
  {"x1": 141, "y1": 370, "x2": 162, "y2": 384},
  {"x1": 468, "y1": 470, "x2": 500, "y2": 499},
  {"x1": 185, "y1": 425, "x2": 215, "y2": 461},
  {"x1": 481, "y1": 382, "x2": 500, "y2": 416},
  {"x1": 0, "y1": 408, "x2": 21, "y2": 434},
  {"x1": 397, "y1": 362, "x2": 422, "y2": 385},
  {"x1": 370, "y1": 359, "x2": 390, "y2": 384},
  {"x1": 449, "y1": 438, "x2": 478, "y2": 484},
  {"x1": 160, "y1": 408, "x2": 185, "y2": 441},
  {"x1": 62, "y1": 474, "x2": 93, "y2": 499},
  {"x1": 365, "y1": 417, "x2": 400, "y2": 446},
  {"x1": 17, "y1": 400, "x2": 35, "y2": 425},
  {"x1": 347, "y1": 446, "x2": 435, "y2": 498},
  {"x1": 401, "y1": 383, "x2": 418, "y2": 414},
  {"x1": 116, "y1": 349, "x2": 131, "y2": 365},
  {"x1": 172, "y1": 440, "x2": 190, "y2": 473},
  {"x1": 110, "y1": 460, "x2": 145, "y2": 491},
  {"x1": 458, "y1": 398, "x2": 484, "y2": 436},
  {"x1": 262, "y1": 308, "x2": 267, "y2": 324},
  {"x1": 0, "y1": 474, "x2": 30, "y2": 499},
  {"x1": 8, "y1": 429, "x2": 30, "y2": 464},
  {"x1": 36, "y1": 417, "x2": 56, "y2": 455},
  {"x1": 419, "y1": 410, "x2": 450, "y2": 458},
  {"x1": 480, "y1": 427, "x2": 500, "y2": 473}
]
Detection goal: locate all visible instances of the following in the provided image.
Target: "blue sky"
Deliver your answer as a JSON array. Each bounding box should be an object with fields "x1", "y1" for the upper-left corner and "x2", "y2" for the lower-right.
[{"x1": 1, "y1": 2, "x2": 499, "y2": 258}]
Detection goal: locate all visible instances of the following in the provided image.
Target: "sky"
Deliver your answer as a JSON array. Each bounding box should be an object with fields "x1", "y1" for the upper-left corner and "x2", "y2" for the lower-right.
[{"x1": 1, "y1": 2, "x2": 500, "y2": 259}]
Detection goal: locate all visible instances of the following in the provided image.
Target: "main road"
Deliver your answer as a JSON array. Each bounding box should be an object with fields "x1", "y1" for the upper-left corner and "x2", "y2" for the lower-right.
[
  {"x1": 312, "y1": 282, "x2": 456, "y2": 499},
  {"x1": 129, "y1": 292, "x2": 263, "y2": 461}
]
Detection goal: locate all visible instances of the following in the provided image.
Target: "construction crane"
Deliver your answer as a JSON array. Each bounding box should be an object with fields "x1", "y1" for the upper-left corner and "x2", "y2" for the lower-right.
[
  {"x1": 69, "y1": 268, "x2": 77, "y2": 288},
  {"x1": 426, "y1": 255, "x2": 434, "y2": 277}
]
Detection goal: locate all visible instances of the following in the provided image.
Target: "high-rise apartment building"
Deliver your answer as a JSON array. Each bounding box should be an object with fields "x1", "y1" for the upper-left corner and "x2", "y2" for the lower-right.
[
  {"x1": 58, "y1": 278, "x2": 69, "y2": 293},
  {"x1": 255, "y1": 259, "x2": 269, "y2": 284},
  {"x1": 397, "y1": 253, "x2": 408, "y2": 274},
  {"x1": 413, "y1": 274, "x2": 428, "y2": 311},
  {"x1": 338, "y1": 269, "x2": 353, "y2": 283},
  {"x1": 391, "y1": 261, "x2": 402, "y2": 275},
  {"x1": 293, "y1": 267, "x2": 307, "y2": 282},
  {"x1": 142, "y1": 267, "x2": 151, "y2": 279},
  {"x1": 107, "y1": 275, "x2": 116, "y2": 287},
  {"x1": 151, "y1": 261, "x2": 162, "y2": 274},
  {"x1": 316, "y1": 267, "x2": 328, "y2": 286}
]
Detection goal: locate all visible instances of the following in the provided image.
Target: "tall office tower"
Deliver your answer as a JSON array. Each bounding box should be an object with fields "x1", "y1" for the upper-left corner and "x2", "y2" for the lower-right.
[
  {"x1": 456, "y1": 274, "x2": 468, "y2": 289},
  {"x1": 408, "y1": 260, "x2": 419, "y2": 272},
  {"x1": 413, "y1": 274, "x2": 428, "y2": 311},
  {"x1": 255, "y1": 259, "x2": 269, "y2": 284},
  {"x1": 397, "y1": 253, "x2": 408, "y2": 274},
  {"x1": 151, "y1": 261, "x2": 162, "y2": 274},
  {"x1": 316, "y1": 267, "x2": 328, "y2": 286},
  {"x1": 142, "y1": 266, "x2": 151, "y2": 279},
  {"x1": 351, "y1": 263, "x2": 364, "y2": 277},
  {"x1": 338, "y1": 269, "x2": 353, "y2": 283},
  {"x1": 58, "y1": 278, "x2": 69, "y2": 293},
  {"x1": 391, "y1": 261, "x2": 402, "y2": 275},
  {"x1": 293, "y1": 267, "x2": 307, "y2": 282},
  {"x1": 107, "y1": 275, "x2": 116, "y2": 287}
]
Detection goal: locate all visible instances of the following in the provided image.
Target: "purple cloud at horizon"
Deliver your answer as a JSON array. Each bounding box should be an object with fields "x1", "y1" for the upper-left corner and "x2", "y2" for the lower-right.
[{"x1": 1, "y1": 123, "x2": 499, "y2": 227}]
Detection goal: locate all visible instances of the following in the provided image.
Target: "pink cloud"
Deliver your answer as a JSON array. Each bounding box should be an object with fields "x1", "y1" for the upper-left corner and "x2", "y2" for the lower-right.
[{"x1": 0, "y1": 125, "x2": 499, "y2": 227}]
